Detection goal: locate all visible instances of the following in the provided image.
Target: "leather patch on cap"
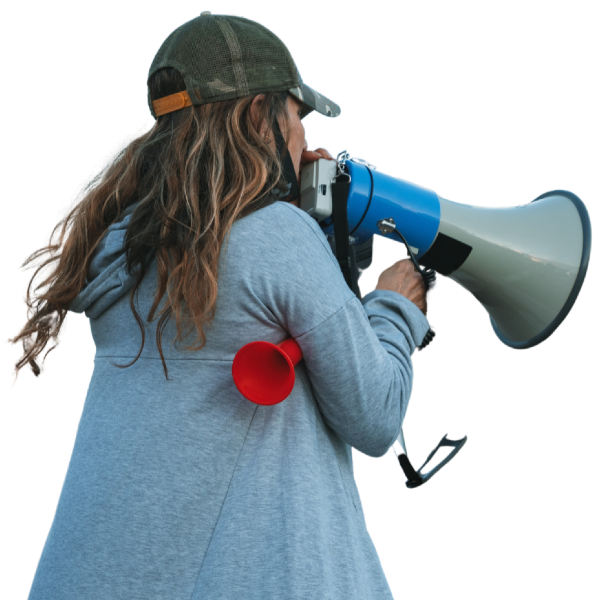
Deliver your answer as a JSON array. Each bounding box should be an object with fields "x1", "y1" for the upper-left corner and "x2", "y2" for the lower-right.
[{"x1": 152, "y1": 91, "x2": 193, "y2": 117}]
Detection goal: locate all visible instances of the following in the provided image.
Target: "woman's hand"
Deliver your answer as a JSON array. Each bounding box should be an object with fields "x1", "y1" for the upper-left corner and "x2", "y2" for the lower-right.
[
  {"x1": 375, "y1": 259, "x2": 428, "y2": 315},
  {"x1": 300, "y1": 148, "x2": 334, "y2": 169}
]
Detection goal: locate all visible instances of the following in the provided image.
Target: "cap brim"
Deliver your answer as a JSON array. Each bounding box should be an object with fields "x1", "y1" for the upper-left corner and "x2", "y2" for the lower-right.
[{"x1": 288, "y1": 83, "x2": 342, "y2": 119}]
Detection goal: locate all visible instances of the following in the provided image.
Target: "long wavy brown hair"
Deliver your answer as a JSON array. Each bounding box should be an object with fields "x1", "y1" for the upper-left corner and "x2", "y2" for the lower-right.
[{"x1": 11, "y1": 67, "x2": 291, "y2": 380}]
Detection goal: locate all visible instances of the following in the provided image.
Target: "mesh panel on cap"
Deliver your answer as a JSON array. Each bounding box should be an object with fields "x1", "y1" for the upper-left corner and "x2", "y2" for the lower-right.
[{"x1": 189, "y1": 17, "x2": 297, "y2": 100}]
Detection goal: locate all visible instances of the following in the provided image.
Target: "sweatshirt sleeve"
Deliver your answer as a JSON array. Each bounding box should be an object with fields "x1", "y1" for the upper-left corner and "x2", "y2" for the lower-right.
[{"x1": 239, "y1": 202, "x2": 431, "y2": 457}]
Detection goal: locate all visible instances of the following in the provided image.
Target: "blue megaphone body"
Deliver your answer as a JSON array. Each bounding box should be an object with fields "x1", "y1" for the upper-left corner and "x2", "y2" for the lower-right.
[{"x1": 322, "y1": 158, "x2": 440, "y2": 259}]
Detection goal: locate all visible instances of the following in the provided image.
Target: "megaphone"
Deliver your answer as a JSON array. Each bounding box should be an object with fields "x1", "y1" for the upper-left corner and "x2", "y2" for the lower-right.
[
  {"x1": 301, "y1": 153, "x2": 592, "y2": 349},
  {"x1": 233, "y1": 154, "x2": 591, "y2": 406}
]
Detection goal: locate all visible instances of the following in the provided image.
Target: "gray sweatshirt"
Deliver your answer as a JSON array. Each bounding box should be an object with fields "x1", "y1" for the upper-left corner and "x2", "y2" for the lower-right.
[{"x1": 28, "y1": 200, "x2": 429, "y2": 600}]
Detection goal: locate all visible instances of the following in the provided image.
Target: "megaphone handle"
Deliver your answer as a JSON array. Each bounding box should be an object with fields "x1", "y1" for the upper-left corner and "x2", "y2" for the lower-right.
[
  {"x1": 420, "y1": 268, "x2": 436, "y2": 291},
  {"x1": 419, "y1": 328, "x2": 435, "y2": 350},
  {"x1": 417, "y1": 267, "x2": 436, "y2": 349},
  {"x1": 395, "y1": 233, "x2": 436, "y2": 349}
]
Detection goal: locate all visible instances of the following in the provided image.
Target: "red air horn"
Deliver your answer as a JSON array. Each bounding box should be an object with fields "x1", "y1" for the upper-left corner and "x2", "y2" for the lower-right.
[{"x1": 232, "y1": 338, "x2": 303, "y2": 405}]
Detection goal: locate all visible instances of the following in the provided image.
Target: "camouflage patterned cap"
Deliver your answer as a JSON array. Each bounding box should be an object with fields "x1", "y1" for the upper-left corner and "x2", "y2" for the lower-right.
[{"x1": 148, "y1": 12, "x2": 340, "y2": 119}]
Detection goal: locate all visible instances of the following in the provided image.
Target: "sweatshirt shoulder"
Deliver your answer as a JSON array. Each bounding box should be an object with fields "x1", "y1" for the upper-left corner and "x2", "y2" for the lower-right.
[{"x1": 234, "y1": 201, "x2": 338, "y2": 265}]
